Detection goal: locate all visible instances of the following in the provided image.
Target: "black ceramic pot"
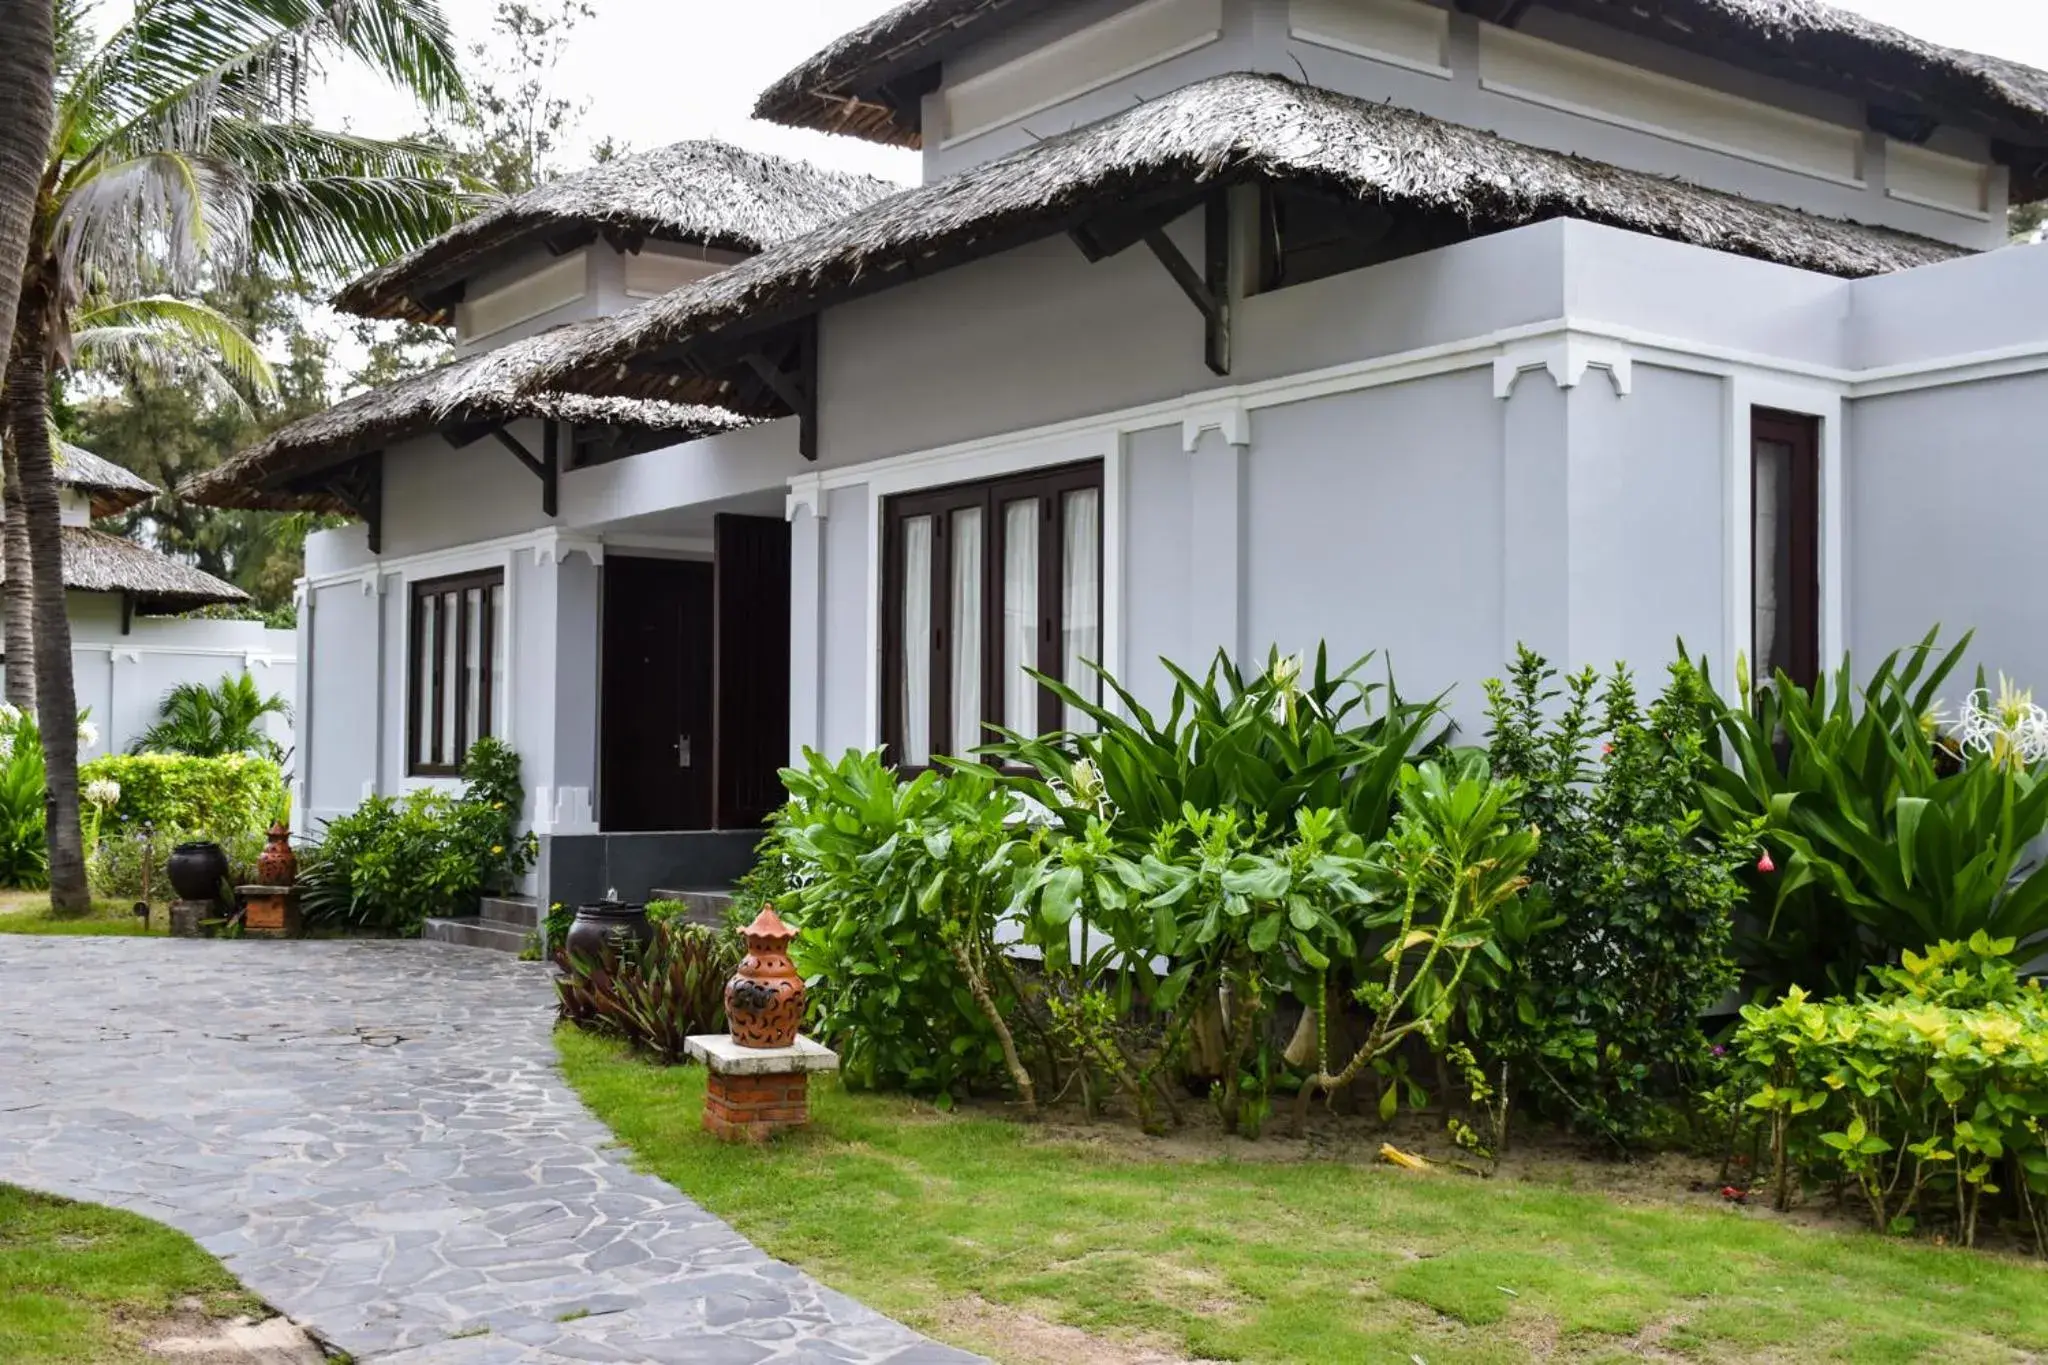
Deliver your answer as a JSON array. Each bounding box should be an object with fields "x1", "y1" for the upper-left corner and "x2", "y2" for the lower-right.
[
  {"x1": 564, "y1": 898, "x2": 654, "y2": 965},
  {"x1": 166, "y1": 841, "x2": 229, "y2": 903}
]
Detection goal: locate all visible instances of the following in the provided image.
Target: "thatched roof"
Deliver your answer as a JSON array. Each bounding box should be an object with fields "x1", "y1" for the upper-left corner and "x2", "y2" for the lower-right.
[
  {"x1": 12, "y1": 526, "x2": 249, "y2": 614},
  {"x1": 757, "y1": 0, "x2": 2048, "y2": 195},
  {"x1": 527, "y1": 72, "x2": 1965, "y2": 406},
  {"x1": 55, "y1": 442, "x2": 158, "y2": 518},
  {"x1": 335, "y1": 140, "x2": 902, "y2": 324},
  {"x1": 182, "y1": 326, "x2": 752, "y2": 513}
]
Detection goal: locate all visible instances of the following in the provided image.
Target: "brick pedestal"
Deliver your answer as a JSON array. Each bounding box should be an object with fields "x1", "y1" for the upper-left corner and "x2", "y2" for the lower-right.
[
  {"x1": 239, "y1": 885, "x2": 301, "y2": 937},
  {"x1": 685, "y1": 1034, "x2": 841, "y2": 1143}
]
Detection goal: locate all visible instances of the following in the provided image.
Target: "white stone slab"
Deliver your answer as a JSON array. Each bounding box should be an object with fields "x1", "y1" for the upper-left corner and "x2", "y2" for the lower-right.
[{"x1": 685, "y1": 1033, "x2": 841, "y2": 1075}]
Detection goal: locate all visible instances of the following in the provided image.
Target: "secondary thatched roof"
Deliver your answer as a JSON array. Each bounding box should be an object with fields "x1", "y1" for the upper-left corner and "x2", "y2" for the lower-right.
[
  {"x1": 55, "y1": 442, "x2": 158, "y2": 518},
  {"x1": 757, "y1": 0, "x2": 2048, "y2": 195},
  {"x1": 11, "y1": 526, "x2": 249, "y2": 614},
  {"x1": 527, "y1": 72, "x2": 1964, "y2": 405},
  {"x1": 335, "y1": 140, "x2": 902, "y2": 324},
  {"x1": 182, "y1": 326, "x2": 752, "y2": 512}
]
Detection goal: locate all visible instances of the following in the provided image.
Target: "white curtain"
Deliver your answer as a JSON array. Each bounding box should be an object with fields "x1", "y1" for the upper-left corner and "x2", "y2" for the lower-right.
[
  {"x1": 901, "y1": 516, "x2": 933, "y2": 765},
  {"x1": 1002, "y1": 500, "x2": 1039, "y2": 734},
  {"x1": 439, "y1": 590, "x2": 459, "y2": 763},
  {"x1": 488, "y1": 583, "x2": 506, "y2": 739},
  {"x1": 1753, "y1": 441, "x2": 1786, "y2": 680},
  {"x1": 1062, "y1": 489, "x2": 1101, "y2": 732},
  {"x1": 463, "y1": 586, "x2": 484, "y2": 750},
  {"x1": 951, "y1": 507, "x2": 983, "y2": 754}
]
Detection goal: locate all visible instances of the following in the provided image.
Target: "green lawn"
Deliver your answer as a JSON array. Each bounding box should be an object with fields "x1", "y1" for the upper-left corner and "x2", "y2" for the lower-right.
[
  {"x1": 560, "y1": 1029, "x2": 2048, "y2": 1364},
  {"x1": 0, "y1": 891, "x2": 151, "y2": 936},
  {"x1": 0, "y1": 1185, "x2": 263, "y2": 1363}
]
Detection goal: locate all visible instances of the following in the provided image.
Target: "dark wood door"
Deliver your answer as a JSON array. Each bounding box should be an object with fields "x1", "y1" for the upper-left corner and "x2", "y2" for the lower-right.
[
  {"x1": 713, "y1": 514, "x2": 792, "y2": 829},
  {"x1": 602, "y1": 556, "x2": 713, "y2": 832}
]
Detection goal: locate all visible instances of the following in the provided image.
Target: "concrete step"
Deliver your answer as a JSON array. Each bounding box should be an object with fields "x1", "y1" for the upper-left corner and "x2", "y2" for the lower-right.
[
  {"x1": 480, "y1": 895, "x2": 540, "y2": 930},
  {"x1": 422, "y1": 917, "x2": 531, "y2": 954},
  {"x1": 648, "y1": 888, "x2": 734, "y2": 930}
]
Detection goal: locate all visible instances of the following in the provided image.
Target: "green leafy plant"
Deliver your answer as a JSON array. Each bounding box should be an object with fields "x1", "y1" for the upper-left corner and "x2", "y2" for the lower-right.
[
  {"x1": 1476, "y1": 649, "x2": 1753, "y2": 1150},
  {"x1": 775, "y1": 749, "x2": 1037, "y2": 1103},
  {"x1": 556, "y1": 922, "x2": 737, "y2": 1063},
  {"x1": 131, "y1": 673, "x2": 289, "y2": 761},
  {"x1": 1693, "y1": 629, "x2": 2048, "y2": 987},
  {"x1": 1291, "y1": 757, "x2": 1538, "y2": 1134},
  {"x1": 298, "y1": 739, "x2": 535, "y2": 936},
  {"x1": 985, "y1": 646, "x2": 1446, "y2": 850},
  {"x1": 1727, "y1": 934, "x2": 2048, "y2": 1250},
  {"x1": 76, "y1": 753, "x2": 281, "y2": 843},
  {"x1": 0, "y1": 711, "x2": 49, "y2": 889}
]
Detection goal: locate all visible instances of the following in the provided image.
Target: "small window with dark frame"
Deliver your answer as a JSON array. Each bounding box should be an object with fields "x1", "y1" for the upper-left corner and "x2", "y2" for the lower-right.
[
  {"x1": 408, "y1": 569, "x2": 505, "y2": 775},
  {"x1": 883, "y1": 462, "x2": 1103, "y2": 766},
  {"x1": 1751, "y1": 409, "x2": 1821, "y2": 691}
]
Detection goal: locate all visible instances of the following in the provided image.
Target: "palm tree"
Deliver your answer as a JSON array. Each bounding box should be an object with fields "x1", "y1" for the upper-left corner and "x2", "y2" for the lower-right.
[
  {"x1": 0, "y1": 0, "x2": 55, "y2": 367},
  {"x1": 135, "y1": 673, "x2": 290, "y2": 762},
  {"x1": 8, "y1": 0, "x2": 467, "y2": 910}
]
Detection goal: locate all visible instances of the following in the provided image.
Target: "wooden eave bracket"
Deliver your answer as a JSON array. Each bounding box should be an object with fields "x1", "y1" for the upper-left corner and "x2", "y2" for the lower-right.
[
  {"x1": 739, "y1": 319, "x2": 820, "y2": 460},
  {"x1": 490, "y1": 421, "x2": 560, "y2": 518},
  {"x1": 1139, "y1": 194, "x2": 1233, "y2": 376},
  {"x1": 291, "y1": 451, "x2": 385, "y2": 554}
]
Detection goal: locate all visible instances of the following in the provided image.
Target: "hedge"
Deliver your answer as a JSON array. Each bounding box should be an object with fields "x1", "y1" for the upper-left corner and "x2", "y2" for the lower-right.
[{"x1": 78, "y1": 753, "x2": 282, "y2": 840}]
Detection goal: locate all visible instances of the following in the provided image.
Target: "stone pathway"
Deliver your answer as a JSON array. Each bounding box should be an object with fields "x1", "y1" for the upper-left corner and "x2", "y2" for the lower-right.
[{"x1": 0, "y1": 937, "x2": 982, "y2": 1364}]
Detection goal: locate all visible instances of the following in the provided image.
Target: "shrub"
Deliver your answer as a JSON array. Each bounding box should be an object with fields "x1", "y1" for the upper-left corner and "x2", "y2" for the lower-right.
[
  {"x1": 1475, "y1": 648, "x2": 1753, "y2": 1150},
  {"x1": 0, "y1": 712, "x2": 47, "y2": 889},
  {"x1": 298, "y1": 738, "x2": 536, "y2": 936},
  {"x1": 131, "y1": 673, "x2": 289, "y2": 762},
  {"x1": 78, "y1": 753, "x2": 282, "y2": 842},
  {"x1": 777, "y1": 749, "x2": 1035, "y2": 1100},
  {"x1": 555, "y1": 922, "x2": 737, "y2": 1063},
  {"x1": 1728, "y1": 935, "x2": 2048, "y2": 1251}
]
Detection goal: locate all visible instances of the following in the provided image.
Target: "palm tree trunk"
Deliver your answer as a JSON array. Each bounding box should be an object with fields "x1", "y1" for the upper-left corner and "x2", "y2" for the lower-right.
[
  {"x1": 7, "y1": 294, "x2": 88, "y2": 911},
  {"x1": 2, "y1": 431, "x2": 33, "y2": 710},
  {"x1": 0, "y1": 0, "x2": 54, "y2": 344}
]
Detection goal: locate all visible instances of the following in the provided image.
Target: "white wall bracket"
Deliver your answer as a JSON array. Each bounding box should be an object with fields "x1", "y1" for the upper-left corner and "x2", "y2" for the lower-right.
[
  {"x1": 1493, "y1": 336, "x2": 1635, "y2": 399},
  {"x1": 1181, "y1": 400, "x2": 1252, "y2": 451}
]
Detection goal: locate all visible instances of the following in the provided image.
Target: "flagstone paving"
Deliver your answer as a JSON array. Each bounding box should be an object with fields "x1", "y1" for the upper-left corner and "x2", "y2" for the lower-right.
[{"x1": 0, "y1": 936, "x2": 981, "y2": 1364}]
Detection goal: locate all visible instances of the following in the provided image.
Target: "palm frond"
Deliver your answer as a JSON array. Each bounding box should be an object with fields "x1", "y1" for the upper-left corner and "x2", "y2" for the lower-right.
[
  {"x1": 50, "y1": 149, "x2": 234, "y2": 295},
  {"x1": 71, "y1": 294, "x2": 278, "y2": 398},
  {"x1": 246, "y1": 171, "x2": 467, "y2": 280}
]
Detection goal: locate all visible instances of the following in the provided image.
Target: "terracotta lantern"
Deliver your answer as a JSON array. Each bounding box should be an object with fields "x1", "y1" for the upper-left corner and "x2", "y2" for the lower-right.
[
  {"x1": 256, "y1": 823, "x2": 298, "y2": 886},
  {"x1": 725, "y1": 907, "x2": 804, "y2": 1049}
]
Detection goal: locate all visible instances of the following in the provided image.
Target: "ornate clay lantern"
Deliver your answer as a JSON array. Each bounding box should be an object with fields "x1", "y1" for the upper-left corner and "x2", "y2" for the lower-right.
[{"x1": 725, "y1": 907, "x2": 804, "y2": 1049}]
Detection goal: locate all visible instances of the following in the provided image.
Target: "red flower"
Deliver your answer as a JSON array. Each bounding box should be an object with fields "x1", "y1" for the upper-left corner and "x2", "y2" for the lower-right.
[{"x1": 1757, "y1": 851, "x2": 1776, "y2": 875}]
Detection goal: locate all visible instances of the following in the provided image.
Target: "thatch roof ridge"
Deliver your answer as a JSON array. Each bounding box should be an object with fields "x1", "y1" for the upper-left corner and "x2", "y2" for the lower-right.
[
  {"x1": 11, "y1": 526, "x2": 249, "y2": 613},
  {"x1": 533, "y1": 72, "x2": 1963, "y2": 403},
  {"x1": 55, "y1": 442, "x2": 160, "y2": 518},
  {"x1": 182, "y1": 327, "x2": 752, "y2": 513},
  {"x1": 336, "y1": 140, "x2": 902, "y2": 324},
  {"x1": 755, "y1": 0, "x2": 2048, "y2": 174}
]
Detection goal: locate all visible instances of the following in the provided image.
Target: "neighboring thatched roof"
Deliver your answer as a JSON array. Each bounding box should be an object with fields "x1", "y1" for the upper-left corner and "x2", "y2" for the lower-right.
[
  {"x1": 756, "y1": 0, "x2": 2048, "y2": 196},
  {"x1": 182, "y1": 326, "x2": 753, "y2": 512},
  {"x1": 55, "y1": 442, "x2": 159, "y2": 518},
  {"x1": 10, "y1": 526, "x2": 249, "y2": 614},
  {"x1": 335, "y1": 140, "x2": 902, "y2": 324},
  {"x1": 527, "y1": 73, "x2": 1965, "y2": 406}
]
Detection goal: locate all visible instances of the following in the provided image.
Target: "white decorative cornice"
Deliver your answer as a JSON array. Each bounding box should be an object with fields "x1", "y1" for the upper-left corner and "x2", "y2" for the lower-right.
[
  {"x1": 1181, "y1": 400, "x2": 1252, "y2": 452},
  {"x1": 1493, "y1": 336, "x2": 1634, "y2": 399},
  {"x1": 534, "y1": 531, "x2": 604, "y2": 567},
  {"x1": 786, "y1": 472, "x2": 829, "y2": 522}
]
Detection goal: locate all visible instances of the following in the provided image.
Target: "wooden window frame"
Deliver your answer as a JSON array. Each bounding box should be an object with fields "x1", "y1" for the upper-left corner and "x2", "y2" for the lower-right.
[
  {"x1": 881, "y1": 460, "x2": 1104, "y2": 766},
  {"x1": 407, "y1": 568, "x2": 503, "y2": 777},
  {"x1": 1751, "y1": 408, "x2": 1822, "y2": 691}
]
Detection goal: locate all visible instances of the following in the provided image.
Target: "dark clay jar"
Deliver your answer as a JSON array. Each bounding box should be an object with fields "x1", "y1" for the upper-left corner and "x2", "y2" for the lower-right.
[
  {"x1": 166, "y1": 841, "x2": 229, "y2": 903},
  {"x1": 564, "y1": 898, "x2": 654, "y2": 964}
]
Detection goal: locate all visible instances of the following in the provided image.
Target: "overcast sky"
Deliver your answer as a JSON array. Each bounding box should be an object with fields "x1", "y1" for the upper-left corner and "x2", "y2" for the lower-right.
[{"x1": 300, "y1": 0, "x2": 2048, "y2": 186}]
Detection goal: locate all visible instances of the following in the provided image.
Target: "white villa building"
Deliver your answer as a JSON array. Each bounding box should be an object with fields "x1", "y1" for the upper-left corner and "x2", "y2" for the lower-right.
[{"x1": 191, "y1": 0, "x2": 2048, "y2": 937}]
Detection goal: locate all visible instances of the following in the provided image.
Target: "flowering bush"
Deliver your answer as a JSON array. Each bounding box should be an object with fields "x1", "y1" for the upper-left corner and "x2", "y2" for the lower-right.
[
  {"x1": 298, "y1": 738, "x2": 535, "y2": 936},
  {"x1": 1728, "y1": 935, "x2": 2048, "y2": 1250}
]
